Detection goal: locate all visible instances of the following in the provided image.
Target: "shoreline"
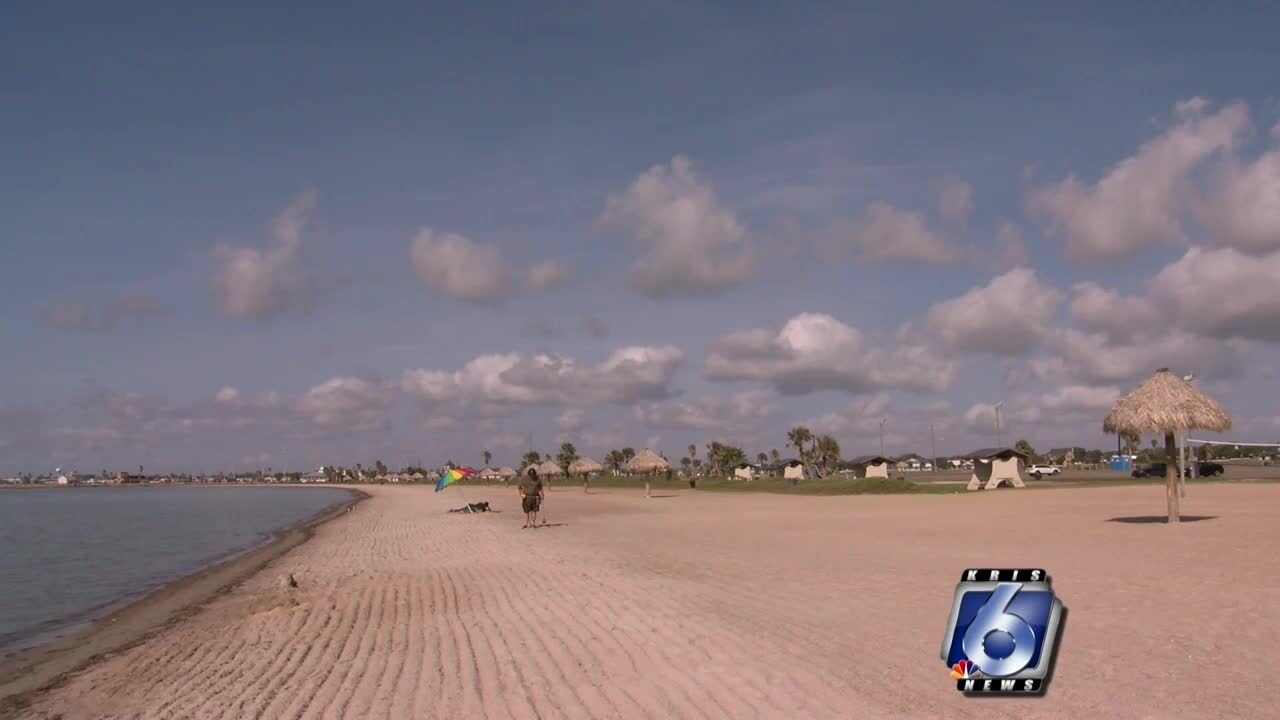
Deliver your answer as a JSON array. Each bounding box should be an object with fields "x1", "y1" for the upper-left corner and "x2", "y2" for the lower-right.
[
  {"x1": 7, "y1": 483, "x2": 1279, "y2": 718},
  {"x1": 0, "y1": 485, "x2": 368, "y2": 714}
]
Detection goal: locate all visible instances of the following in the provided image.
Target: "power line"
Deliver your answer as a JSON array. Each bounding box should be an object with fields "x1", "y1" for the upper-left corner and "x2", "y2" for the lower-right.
[{"x1": 1187, "y1": 439, "x2": 1280, "y2": 447}]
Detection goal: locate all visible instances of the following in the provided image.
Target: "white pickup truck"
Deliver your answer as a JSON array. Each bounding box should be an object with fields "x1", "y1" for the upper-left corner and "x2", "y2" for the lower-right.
[{"x1": 1027, "y1": 464, "x2": 1061, "y2": 478}]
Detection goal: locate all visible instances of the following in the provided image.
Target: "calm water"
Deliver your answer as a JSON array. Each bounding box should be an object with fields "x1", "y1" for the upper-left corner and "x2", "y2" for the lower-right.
[{"x1": 0, "y1": 486, "x2": 352, "y2": 653}]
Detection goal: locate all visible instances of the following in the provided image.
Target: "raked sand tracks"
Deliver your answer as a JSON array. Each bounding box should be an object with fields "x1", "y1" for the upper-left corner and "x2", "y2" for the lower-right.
[{"x1": 12, "y1": 482, "x2": 1280, "y2": 719}]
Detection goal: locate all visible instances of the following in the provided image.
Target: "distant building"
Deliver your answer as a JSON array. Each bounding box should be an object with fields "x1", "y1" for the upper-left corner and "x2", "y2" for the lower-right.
[
  {"x1": 846, "y1": 455, "x2": 891, "y2": 479},
  {"x1": 773, "y1": 458, "x2": 805, "y2": 480},
  {"x1": 1045, "y1": 448, "x2": 1075, "y2": 465},
  {"x1": 894, "y1": 455, "x2": 927, "y2": 471}
]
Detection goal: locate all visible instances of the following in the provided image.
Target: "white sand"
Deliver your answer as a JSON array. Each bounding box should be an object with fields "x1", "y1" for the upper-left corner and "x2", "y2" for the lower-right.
[{"x1": 16, "y1": 483, "x2": 1280, "y2": 719}]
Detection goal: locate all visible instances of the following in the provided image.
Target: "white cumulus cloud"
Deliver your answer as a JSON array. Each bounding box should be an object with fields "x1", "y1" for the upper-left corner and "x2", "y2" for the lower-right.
[
  {"x1": 1028, "y1": 98, "x2": 1248, "y2": 262},
  {"x1": 927, "y1": 269, "x2": 1063, "y2": 355},
  {"x1": 402, "y1": 345, "x2": 684, "y2": 409},
  {"x1": 831, "y1": 202, "x2": 964, "y2": 264},
  {"x1": 705, "y1": 313, "x2": 953, "y2": 395},
  {"x1": 409, "y1": 227, "x2": 511, "y2": 303},
  {"x1": 213, "y1": 192, "x2": 317, "y2": 319},
  {"x1": 295, "y1": 377, "x2": 393, "y2": 431},
  {"x1": 633, "y1": 389, "x2": 779, "y2": 431},
  {"x1": 600, "y1": 155, "x2": 754, "y2": 298}
]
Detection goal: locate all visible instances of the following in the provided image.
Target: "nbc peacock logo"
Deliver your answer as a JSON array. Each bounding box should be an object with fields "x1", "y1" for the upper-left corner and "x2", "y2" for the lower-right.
[{"x1": 942, "y1": 569, "x2": 1065, "y2": 694}]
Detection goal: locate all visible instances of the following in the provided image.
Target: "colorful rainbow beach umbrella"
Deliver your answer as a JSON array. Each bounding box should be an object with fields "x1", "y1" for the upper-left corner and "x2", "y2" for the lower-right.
[{"x1": 435, "y1": 466, "x2": 475, "y2": 492}]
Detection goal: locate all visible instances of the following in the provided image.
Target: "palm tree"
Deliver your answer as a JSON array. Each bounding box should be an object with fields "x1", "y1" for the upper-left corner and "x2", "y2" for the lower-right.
[
  {"x1": 787, "y1": 427, "x2": 812, "y2": 462},
  {"x1": 816, "y1": 435, "x2": 841, "y2": 477},
  {"x1": 556, "y1": 442, "x2": 578, "y2": 476},
  {"x1": 521, "y1": 450, "x2": 541, "y2": 469},
  {"x1": 1120, "y1": 431, "x2": 1140, "y2": 456},
  {"x1": 785, "y1": 427, "x2": 813, "y2": 484},
  {"x1": 483, "y1": 449, "x2": 492, "y2": 467},
  {"x1": 720, "y1": 445, "x2": 746, "y2": 468},
  {"x1": 705, "y1": 442, "x2": 723, "y2": 477},
  {"x1": 688, "y1": 444, "x2": 697, "y2": 463},
  {"x1": 604, "y1": 449, "x2": 624, "y2": 472},
  {"x1": 756, "y1": 452, "x2": 767, "y2": 466},
  {"x1": 622, "y1": 447, "x2": 636, "y2": 463},
  {"x1": 770, "y1": 449, "x2": 780, "y2": 464},
  {"x1": 681, "y1": 456, "x2": 692, "y2": 475}
]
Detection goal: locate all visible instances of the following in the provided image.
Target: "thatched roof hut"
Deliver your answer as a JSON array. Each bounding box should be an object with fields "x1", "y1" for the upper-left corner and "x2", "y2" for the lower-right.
[
  {"x1": 625, "y1": 448, "x2": 670, "y2": 473},
  {"x1": 1103, "y1": 368, "x2": 1232, "y2": 523},
  {"x1": 496, "y1": 466, "x2": 517, "y2": 478},
  {"x1": 569, "y1": 457, "x2": 603, "y2": 475},
  {"x1": 536, "y1": 460, "x2": 564, "y2": 477}
]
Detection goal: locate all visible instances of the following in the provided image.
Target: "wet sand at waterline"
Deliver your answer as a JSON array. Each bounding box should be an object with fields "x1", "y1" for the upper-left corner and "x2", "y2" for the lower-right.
[{"x1": 11, "y1": 483, "x2": 1280, "y2": 720}]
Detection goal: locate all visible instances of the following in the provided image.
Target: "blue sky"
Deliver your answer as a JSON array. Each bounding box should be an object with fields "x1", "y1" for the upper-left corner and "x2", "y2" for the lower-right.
[{"x1": 4, "y1": 2, "x2": 1280, "y2": 473}]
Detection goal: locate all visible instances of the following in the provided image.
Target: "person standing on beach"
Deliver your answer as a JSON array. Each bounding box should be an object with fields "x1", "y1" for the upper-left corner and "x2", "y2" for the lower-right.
[{"x1": 518, "y1": 467, "x2": 544, "y2": 529}]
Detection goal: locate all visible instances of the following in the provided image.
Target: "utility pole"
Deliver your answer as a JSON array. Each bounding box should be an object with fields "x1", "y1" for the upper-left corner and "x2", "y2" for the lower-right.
[
  {"x1": 1182, "y1": 373, "x2": 1196, "y2": 487},
  {"x1": 879, "y1": 417, "x2": 887, "y2": 457},
  {"x1": 930, "y1": 423, "x2": 937, "y2": 473},
  {"x1": 993, "y1": 402, "x2": 1004, "y2": 449}
]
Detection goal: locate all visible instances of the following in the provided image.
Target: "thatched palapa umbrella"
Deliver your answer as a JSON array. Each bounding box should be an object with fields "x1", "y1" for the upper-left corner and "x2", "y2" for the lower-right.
[
  {"x1": 625, "y1": 448, "x2": 670, "y2": 473},
  {"x1": 496, "y1": 466, "x2": 517, "y2": 480},
  {"x1": 569, "y1": 457, "x2": 603, "y2": 474},
  {"x1": 1103, "y1": 368, "x2": 1231, "y2": 523},
  {"x1": 570, "y1": 456, "x2": 604, "y2": 493},
  {"x1": 626, "y1": 448, "x2": 670, "y2": 498},
  {"x1": 536, "y1": 460, "x2": 564, "y2": 477}
]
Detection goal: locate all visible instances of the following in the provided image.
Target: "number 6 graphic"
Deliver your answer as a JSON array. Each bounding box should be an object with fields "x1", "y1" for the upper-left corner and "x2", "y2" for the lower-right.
[{"x1": 962, "y1": 582, "x2": 1036, "y2": 677}]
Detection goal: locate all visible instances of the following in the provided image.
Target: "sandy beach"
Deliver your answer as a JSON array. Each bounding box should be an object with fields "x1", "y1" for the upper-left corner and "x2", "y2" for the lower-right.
[{"x1": 6, "y1": 482, "x2": 1279, "y2": 719}]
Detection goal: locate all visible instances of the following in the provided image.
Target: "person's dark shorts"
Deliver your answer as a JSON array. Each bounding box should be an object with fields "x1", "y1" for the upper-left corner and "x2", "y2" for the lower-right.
[{"x1": 522, "y1": 495, "x2": 541, "y2": 513}]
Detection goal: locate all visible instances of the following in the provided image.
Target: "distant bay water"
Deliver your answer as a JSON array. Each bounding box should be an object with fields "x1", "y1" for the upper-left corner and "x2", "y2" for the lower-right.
[{"x1": 0, "y1": 486, "x2": 352, "y2": 654}]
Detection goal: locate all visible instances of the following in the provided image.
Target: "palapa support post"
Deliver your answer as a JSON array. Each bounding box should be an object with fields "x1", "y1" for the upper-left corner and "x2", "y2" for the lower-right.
[{"x1": 1165, "y1": 431, "x2": 1180, "y2": 523}]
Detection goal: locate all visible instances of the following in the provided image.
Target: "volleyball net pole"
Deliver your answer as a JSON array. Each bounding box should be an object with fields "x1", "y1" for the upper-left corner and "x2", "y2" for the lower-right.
[{"x1": 1185, "y1": 438, "x2": 1280, "y2": 490}]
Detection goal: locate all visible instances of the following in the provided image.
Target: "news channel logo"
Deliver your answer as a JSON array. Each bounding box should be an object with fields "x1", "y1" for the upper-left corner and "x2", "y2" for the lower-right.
[{"x1": 941, "y1": 569, "x2": 1064, "y2": 695}]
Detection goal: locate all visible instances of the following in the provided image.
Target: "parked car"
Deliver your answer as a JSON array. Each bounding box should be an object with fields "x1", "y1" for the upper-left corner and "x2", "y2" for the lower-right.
[
  {"x1": 1197, "y1": 462, "x2": 1225, "y2": 477},
  {"x1": 1027, "y1": 464, "x2": 1061, "y2": 478},
  {"x1": 1132, "y1": 462, "x2": 1225, "y2": 478},
  {"x1": 1132, "y1": 463, "x2": 1167, "y2": 478}
]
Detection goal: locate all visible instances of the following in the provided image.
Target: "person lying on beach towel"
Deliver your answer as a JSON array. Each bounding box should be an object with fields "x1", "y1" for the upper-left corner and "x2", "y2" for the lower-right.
[{"x1": 447, "y1": 501, "x2": 491, "y2": 513}]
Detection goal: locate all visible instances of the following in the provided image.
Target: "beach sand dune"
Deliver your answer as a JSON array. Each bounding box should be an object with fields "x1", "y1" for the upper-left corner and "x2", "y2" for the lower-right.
[{"x1": 13, "y1": 483, "x2": 1280, "y2": 719}]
